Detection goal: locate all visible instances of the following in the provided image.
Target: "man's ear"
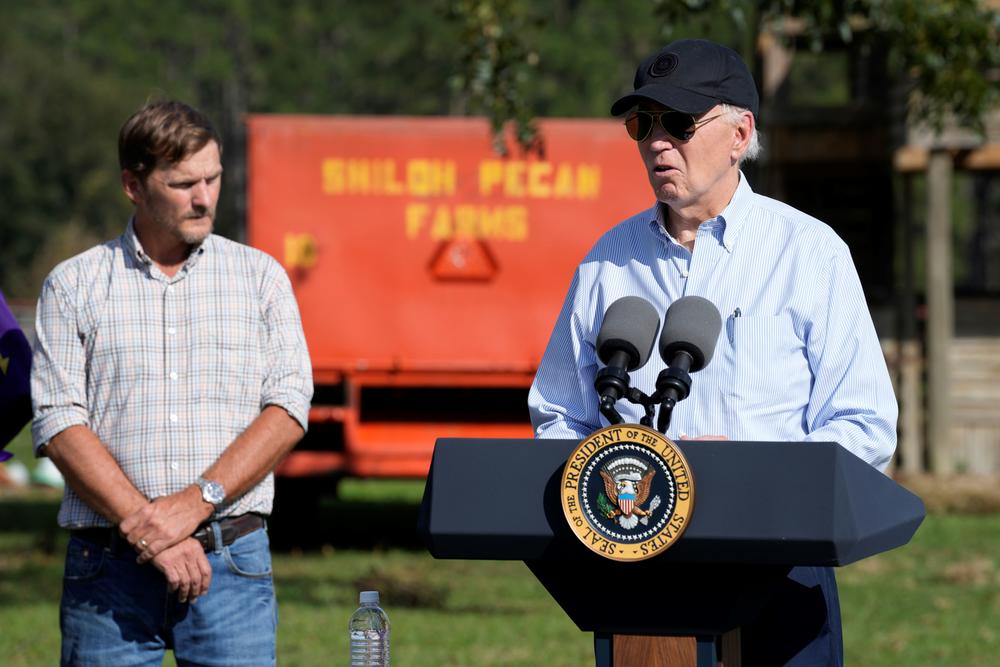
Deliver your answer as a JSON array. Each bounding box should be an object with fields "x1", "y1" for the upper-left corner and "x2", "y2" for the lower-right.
[
  {"x1": 731, "y1": 111, "x2": 754, "y2": 162},
  {"x1": 121, "y1": 170, "x2": 143, "y2": 206}
]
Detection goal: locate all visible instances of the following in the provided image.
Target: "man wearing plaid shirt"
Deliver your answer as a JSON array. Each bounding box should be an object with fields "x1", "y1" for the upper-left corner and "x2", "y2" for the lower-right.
[{"x1": 31, "y1": 100, "x2": 313, "y2": 666}]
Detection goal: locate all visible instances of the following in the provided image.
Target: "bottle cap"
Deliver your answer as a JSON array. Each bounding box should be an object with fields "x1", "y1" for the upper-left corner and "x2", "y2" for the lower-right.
[{"x1": 359, "y1": 591, "x2": 380, "y2": 605}]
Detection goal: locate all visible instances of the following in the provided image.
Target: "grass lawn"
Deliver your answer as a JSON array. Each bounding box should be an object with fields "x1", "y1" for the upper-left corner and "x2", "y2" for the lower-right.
[
  {"x1": 839, "y1": 514, "x2": 1000, "y2": 666},
  {"x1": 2, "y1": 425, "x2": 998, "y2": 666},
  {"x1": 0, "y1": 481, "x2": 594, "y2": 667}
]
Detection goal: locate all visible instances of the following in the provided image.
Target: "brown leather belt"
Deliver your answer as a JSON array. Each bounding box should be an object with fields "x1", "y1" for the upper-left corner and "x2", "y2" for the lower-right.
[
  {"x1": 72, "y1": 513, "x2": 266, "y2": 553},
  {"x1": 192, "y1": 513, "x2": 266, "y2": 551}
]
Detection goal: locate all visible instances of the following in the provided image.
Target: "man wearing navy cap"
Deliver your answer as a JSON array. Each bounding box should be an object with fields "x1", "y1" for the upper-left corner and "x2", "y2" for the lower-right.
[{"x1": 530, "y1": 39, "x2": 897, "y2": 666}]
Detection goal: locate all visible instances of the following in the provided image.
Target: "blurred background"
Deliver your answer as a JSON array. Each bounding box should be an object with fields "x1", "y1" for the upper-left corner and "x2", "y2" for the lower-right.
[
  {"x1": 1, "y1": 1, "x2": 999, "y2": 665},
  {"x1": 3, "y1": 0, "x2": 999, "y2": 475}
]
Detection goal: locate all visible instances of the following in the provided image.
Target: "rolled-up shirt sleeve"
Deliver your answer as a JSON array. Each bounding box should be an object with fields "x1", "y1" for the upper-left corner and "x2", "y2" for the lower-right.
[
  {"x1": 259, "y1": 260, "x2": 313, "y2": 432},
  {"x1": 31, "y1": 274, "x2": 89, "y2": 453}
]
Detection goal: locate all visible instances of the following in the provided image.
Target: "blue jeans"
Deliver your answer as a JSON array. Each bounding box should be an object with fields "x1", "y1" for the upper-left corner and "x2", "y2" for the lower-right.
[{"x1": 60, "y1": 525, "x2": 277, "y2": 667}]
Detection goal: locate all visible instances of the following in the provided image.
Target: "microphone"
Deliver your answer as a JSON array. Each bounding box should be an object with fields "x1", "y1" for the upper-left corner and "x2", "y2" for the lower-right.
[
  {"x1": 594, "y1": 296, "x2": 660, "y2": 424},
  {"x1": 655, "y1": 296, "x2": 723, "y2": 432}
]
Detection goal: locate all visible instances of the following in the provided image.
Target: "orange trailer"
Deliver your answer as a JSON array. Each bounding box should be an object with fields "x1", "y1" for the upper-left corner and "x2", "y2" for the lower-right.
[{"x1": 246, "y1": 115, "x2": 651, "y2": 484}]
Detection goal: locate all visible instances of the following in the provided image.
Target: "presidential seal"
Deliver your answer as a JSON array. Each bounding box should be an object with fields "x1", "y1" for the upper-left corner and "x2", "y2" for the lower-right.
[{"x1": 561, "y1": 424, "x2": 694, "y2": 561}]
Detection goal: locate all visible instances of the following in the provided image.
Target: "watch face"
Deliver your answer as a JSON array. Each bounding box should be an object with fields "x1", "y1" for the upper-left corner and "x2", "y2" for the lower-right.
[{"x1": 201, "y1": 480, "x2": 225, "y2": 505}]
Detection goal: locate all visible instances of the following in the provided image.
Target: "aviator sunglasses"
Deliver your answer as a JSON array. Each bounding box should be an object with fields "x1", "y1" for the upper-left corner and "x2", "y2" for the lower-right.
[{"x1": 625, "y1": 109, "x2": 723, "y2": 142}]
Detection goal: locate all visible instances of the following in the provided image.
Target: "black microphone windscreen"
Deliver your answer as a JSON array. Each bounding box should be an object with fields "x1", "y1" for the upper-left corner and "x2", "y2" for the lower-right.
[
  {"x1": 596, "y1": 296, "x2": 660, "y2": 371},
  {"x1": 658, "y1": 296, "x2": 723, "y2": 372}
]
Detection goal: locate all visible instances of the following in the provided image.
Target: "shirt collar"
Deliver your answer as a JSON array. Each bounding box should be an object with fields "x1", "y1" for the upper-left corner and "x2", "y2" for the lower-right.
[
  {"x1": 186, "y1": 238, "x2": 207, "y2": 270},
  {"x1": 644, "y1": 170, "x2": 754, "y2": 253},
  {"x1": 122, "y1": 217, "x2": 152, "y2": 269},
  {"x1": 121, "y1": 217, "x2": 209, "y2": 276},
  {"x1": 717, "y1": 170, "x2": 754, "y2": 252},
  {"x1": 647, "y1": 205, "x2": 686, "y2": 250}
]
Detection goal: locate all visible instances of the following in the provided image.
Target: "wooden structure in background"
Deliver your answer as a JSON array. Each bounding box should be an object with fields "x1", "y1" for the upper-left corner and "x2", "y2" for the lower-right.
[
  {"x1": 760, "y1": 24, "x2": 1000, "y2": 474},
  {"x1": 895, "y1": 115, "x2": 1000, "y2": 475}
]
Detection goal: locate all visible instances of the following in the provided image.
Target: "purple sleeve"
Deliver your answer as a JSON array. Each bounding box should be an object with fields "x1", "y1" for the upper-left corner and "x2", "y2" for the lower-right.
[{"x1": 0, "y1": 289, "x2": 32, "y2": 453}]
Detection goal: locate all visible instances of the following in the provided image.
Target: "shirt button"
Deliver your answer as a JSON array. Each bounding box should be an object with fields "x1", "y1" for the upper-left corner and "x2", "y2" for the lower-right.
[
  {"x1": 166, "y1": 285, "x2": 175, "y2": 294},
  {"x1": 170, "y1": 462, "x2": 179, "y2": 471},
  {"x1": 681, "y1": 270, "x2": 689, "y2": 278},
  {"x1": 169, "y1": 372, "x2": 178, "y2": 381},
  {"x1": 169, "y1": 413, "x2": 178, "y2": 423},
  {"x1": 167, "y1": 327, "x2": 176, "y2": 335}
]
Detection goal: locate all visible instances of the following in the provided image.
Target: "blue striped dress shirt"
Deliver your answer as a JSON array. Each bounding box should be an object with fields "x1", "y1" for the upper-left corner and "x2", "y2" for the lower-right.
[
  {"x1": 529, "y1": 173, "x2": 897, "y2": 472},
  {"x1": 31, "y1": 220, "x2": 313, "y2": 528}
]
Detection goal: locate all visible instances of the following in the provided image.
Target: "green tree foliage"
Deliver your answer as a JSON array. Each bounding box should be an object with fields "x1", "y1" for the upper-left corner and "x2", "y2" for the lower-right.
[
  {"x1": 444, "y1": 0, "x2": 678, "y2": 153},
  {"x1": 652, "y1": 0, "x2": 1000, "y2": 132},
  {"x1": 0, "y1": 5, "x2": 141, "y2": 298},
  {"x1": 0, "y1": 0, "x2": 679, "y2": 298},
  {"x1": 2, "y1": 1, "x2": 996, "y2": 299},
  {"x1": 869, "y1": 0, "x2": 1000, "y2": 133},
  {"x1": 445, "y1": 0, "x2": 542, "y2": 153},
  {"x1": 521, "y1": 1, "x2": 683, "y2": 119},
  {"x1": 0, "y1": 0, "x2": 467, "y2": 298}
]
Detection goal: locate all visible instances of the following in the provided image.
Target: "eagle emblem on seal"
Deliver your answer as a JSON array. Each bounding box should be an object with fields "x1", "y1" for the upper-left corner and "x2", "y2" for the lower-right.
[{"x1": 598, "y1": 456, "x2": 662, "y2": 530}]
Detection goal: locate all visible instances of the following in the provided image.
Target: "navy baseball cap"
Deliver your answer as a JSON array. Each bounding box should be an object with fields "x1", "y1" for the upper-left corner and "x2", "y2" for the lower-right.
[{"x1": 611, "y1": 39, "x2": 759, "y2": 119}]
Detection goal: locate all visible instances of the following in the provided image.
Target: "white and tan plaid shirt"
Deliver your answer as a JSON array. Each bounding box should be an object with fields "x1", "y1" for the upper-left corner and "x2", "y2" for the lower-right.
[{"x1": 31, "y1": 220, "x2": 313, "y2": 528}]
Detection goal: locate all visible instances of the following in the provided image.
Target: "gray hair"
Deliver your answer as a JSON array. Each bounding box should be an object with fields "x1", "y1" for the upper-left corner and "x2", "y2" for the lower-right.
[{"x1": 720, "y1": 104, "x2": 761, "y2": 164}]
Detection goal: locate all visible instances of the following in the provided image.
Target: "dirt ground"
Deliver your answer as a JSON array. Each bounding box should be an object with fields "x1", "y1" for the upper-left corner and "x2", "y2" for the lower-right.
[{"x1": 895, "y1": 474, "x2": 1000, "y2": 513}]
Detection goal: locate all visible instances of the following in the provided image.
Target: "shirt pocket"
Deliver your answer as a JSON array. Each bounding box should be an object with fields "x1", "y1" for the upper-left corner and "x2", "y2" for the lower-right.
[
  {"x1": 725, "y1": 314, "x2": 809, "y2": 413},
  {"x1": 194, "y1": 319, "x2": 263, "y2": 406}
]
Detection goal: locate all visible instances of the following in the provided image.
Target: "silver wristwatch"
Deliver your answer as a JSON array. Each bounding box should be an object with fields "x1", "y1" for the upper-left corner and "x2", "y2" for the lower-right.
[{"x1": 196, "y1": 477, "x2": 226, "y2": 509}]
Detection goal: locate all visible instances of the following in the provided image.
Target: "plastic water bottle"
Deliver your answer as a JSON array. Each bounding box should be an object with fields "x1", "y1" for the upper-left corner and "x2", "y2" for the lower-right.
[{"x1": 349, "y1": 590, "x2": 390, "y2": 666}]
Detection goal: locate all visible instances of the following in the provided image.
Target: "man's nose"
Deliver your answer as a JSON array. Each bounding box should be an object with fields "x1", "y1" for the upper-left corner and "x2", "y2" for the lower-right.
[
  {"x1": 647, "y1": 123, "x2": 675, "y2": 146},
  {"x1": 191, "y1": 181, "x2": 210, "y2": 206}
]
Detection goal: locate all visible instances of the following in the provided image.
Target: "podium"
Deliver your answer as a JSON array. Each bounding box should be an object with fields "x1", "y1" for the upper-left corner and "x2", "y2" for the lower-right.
[{"x1": 417, "y1": 438, "x2": 925, "y2": 666}]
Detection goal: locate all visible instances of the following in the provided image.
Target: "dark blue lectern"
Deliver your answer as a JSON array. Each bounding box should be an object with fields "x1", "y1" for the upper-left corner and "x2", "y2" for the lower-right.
[{"x1": 418, "y1": 439, "x2": 924, "y2": 666}]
